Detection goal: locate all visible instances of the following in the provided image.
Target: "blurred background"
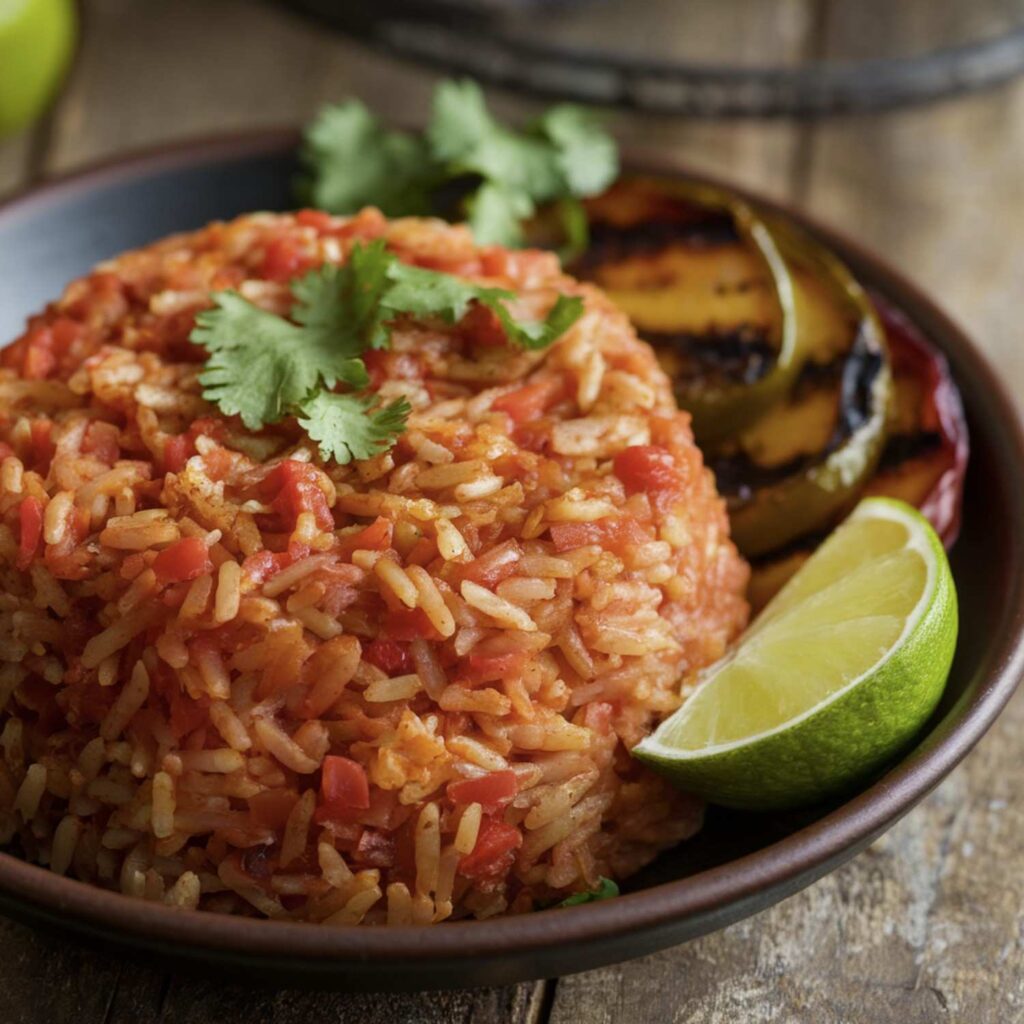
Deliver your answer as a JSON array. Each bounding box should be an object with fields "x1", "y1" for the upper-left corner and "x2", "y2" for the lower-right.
[
  {"x1": 2, "y1": 0, "x2": 1022, "y2": 384},
  {"x1": 0, "y1": 1, "x2": 1022, "y2": 1021}
]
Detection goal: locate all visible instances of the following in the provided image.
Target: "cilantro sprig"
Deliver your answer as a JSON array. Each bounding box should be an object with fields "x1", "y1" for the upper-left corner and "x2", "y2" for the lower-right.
[
  {"x1": 297, "y1": 391, "x2": 412, "y2": 466},
  {"x1": 299, "y1": 79, "x2": 618, "y2": 250},
  {"x1": 190, "y1": 240, "x2": 583, "y2": 464},
  {"x1": 558, "y1": 877, "x2": 620, "y2": 907}
]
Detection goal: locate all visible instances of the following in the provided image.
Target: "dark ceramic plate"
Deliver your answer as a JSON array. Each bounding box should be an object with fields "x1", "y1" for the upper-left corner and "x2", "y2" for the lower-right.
[{"x1": 0, "y1": 133, "x2": 1022, "y2": 991}]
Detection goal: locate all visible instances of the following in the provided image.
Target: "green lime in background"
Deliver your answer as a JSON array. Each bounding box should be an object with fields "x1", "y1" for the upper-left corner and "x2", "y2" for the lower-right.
[{"x1": 0, "y1": 0, "x2": 76, "y2": 138}]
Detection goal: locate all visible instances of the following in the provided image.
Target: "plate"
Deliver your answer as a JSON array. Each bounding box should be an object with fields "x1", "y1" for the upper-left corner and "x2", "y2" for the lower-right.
[{"x1": 0, "y1": 133, "x2": 1021, "y2": 990}]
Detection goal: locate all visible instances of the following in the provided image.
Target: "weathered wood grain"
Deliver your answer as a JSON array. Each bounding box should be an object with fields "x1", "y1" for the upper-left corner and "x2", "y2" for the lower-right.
[
  {"x1": 802, "y1": 5, "x2": 1024, "y2": 397},
  {"x1": 550, "y1": 689, "x2": 1024, "y2": 1024},
  {"x1": 0, "y1": 132, "x2": 34, "y2": 200},
  {"x1": 0, "y1": 913, "x2": 547, "y2": 1024},
  {"x1": 42, "y1": 0, "x2": 445, "y2": 173}
]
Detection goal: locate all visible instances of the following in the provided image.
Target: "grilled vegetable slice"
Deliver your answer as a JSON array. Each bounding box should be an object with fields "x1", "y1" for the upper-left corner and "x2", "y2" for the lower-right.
[
  {"x1": 709, "y1": 219, "x2": 892, "y2": 558},
  {"x1": 746, "y1": 298, "x2": 968, "y2": 610},
  {"x1": 576, "y1": 177, "x2": 799, "y2": 443},
  {"x1": 863, "y1": 298, "x2": 968, "y2": 548}
]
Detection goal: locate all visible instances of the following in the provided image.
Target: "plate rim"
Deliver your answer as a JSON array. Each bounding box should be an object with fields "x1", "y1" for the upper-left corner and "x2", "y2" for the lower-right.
[{"x1": 0, "y1": 129, "x2": 1022, "y2": 972}]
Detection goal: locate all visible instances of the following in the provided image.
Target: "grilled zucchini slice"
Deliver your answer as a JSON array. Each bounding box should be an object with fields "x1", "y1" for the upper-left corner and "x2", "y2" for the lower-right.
[
  {"x1": 709, "y1": 219, "x2": 892, "y2": 558},
  {"x1": 747, "y1": 298, "x2": 967, "y2": 608},
  {"x1": 576, "y1": 177, "x2": 799, "y2": 443}
]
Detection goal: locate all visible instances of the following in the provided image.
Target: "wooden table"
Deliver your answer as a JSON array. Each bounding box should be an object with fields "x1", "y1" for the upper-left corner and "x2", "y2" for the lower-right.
[{"x1": 1, "y1": 2, "x2": 1022, "y2": 1020}]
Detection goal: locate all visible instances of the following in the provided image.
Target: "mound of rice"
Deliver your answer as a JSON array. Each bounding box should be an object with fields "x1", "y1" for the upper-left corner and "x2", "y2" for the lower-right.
[{"x1": 0, "y1": 208, "x2": 748, "y2": 924}]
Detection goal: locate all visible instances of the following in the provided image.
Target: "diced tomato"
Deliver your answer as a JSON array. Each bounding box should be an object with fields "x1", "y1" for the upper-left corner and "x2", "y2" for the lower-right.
[
  {"x1": 296, "y1": 209, "x2": 335, "y2": 232},
  {"x1": 383, "y1": 607, "x2": 440, "y2": 642},
  {"x1": 362, "y1": 637, "x2": 413, "y2": 675},
  {"x1": 162, "y1": 434, "x2": 191, "y2": 474},
  {"x1": 51, "y1": 317, "x2": 83, "y2": 361},
  {"x1": 335, "y1": 207, "x2": 387, "y2": 241},
  {"x1": 448, "y1": 770, "x2": 518, "y2": 813},
  {"x1": 16, "y1": 497, "x2": 44, "y2": 570},
  {"x1": 362, "y1": 349, "x2": 423, "y2": 391},
  {"x1": 314, "y1": 755, "x2": 371, "y2": 825},
  {"x1": 511, "y1": 421, "x2": 551, "y2": 453},
  {"x1": 459, "y1": 539, "x2": 521, "y2": 589},
  {"x1": 0, "y1": 443, "x2": 13, "y2": 464},
  {"x1": 405, "y1": 536, "x2": 437, "y2": 566},
  {"x1": 241, "y1": 549, "x2": 293, "y2": 586},
  {"x1": 461, "y1": 650, "x2": 528, "y2": 685},
  {"x1": 581, "y1": 701, "x2": 615, "y2": 735},
  {"x1": 82, "y1": 422, "x2": 120, "y2": 464},
  {"x1": 550, "y1": 517, "x2": 650, "y2": 553},
  {"x1": 286, "y1": 539, "x2": 313, "y2": 562},
  {"x1": 161, "y1": 420, "x2": 227, "y2": 475},
  {"x1": 21, "y1": 327, "x2": 57, "y2": 379},
  {"x1": 18, "y1": 317, "x2": 85, "y2": 379},
  {"x1": 188, "y1": 417, "x2": 226, "y2": 444},
  {"x1": 336, "y1": 516, "x2": 393, "y2": 559},
  {"x1": 51, "y1": 317, "x2": 83, "y2": 347},
  {"x1": 614, "y1": 445, "x2": 684, "y2": 513},
  {"x1": 479, "y1": 248, "x2": 554, "y2": 280},
  {"x1": 480, "y1": 249, "x2": 515, "y2": 278},
  {"x1": 249, "y1": 789, "x2": 300, "y2": 829},
  {"x1": 362, "y1": 349, "x2": 389, "y2": 390},
  {"x1": 460, "y1": 303, "x2": 508, "y2": 348},
  {"x1": 200, "y1": 445, "x2": 233, "y2": 481},
  {"x1": 458, "y1": 818, "x2": 522, "y2": 879},
  {"x1": 260, "y1": 237, "x2": 314, "y2": 282},
  {"x1": 153, "y1": 536, "x2": 212, "y2": 583},
  {"x1": 29, "y1": 420, "x2": 55, "y2": 473},
  {"x1": 492, "y1": 377, "x2": 567, "y2": 427},
  {"x1": 261, "y1": 460, "x2": 333, "y2": 532}
]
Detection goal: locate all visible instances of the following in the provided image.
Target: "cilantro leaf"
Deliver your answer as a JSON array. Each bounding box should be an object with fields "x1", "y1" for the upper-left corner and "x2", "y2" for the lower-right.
[
  {"x1": 538, "y1": 105, "x2": 619, "y2": 198},
  {"x1": 382, "y1": 260, "x2": 514, "y2": 324},
  {"x1": 559, "y1": 877, "x2": 620, "y2": 907},
  {"x1": 191, "y1": 238, "x2": 582, "y2": 466},
  {"x1": 425, "y1": 79, "x2": 497, "y2": 165},
  {"x1": 192, "y1": 268, "x2": 376, "y2": 432},
  {"x1": 383, "y1": 259, "x2": 583, "y2": 351},
  {"x1": 192, "y1": 293, "x2": 341, "y2": 431},
  {"x1": 467, "y1": 182, "x2": 534, "y2": 248},
  {"x1": 298, "y1": 392, "x2": 410, "y2": 465},
  {"x1": 293, "y1": 242, "x2": 393, "y2": 353},
  {"x1": 299, "y1": 101, "x2": 436, "y2": 217},
  {"x1": 554, "y1": 196, "x2": 590, "y2": 264},
  {"x1": 301, "y1": 79, "x2": 619, "y2": 250},
  {"x1": 486, "y1": 293, "x2": 585, "y2": 351},
  {"x1": 428, "y1": 80, "x2": 564, "y2": 203}
]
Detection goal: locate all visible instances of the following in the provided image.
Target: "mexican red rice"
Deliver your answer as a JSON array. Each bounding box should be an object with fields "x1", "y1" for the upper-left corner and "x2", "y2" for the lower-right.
[{"x1": 0, "y1": 208, "x2": 748, "y2": 923}]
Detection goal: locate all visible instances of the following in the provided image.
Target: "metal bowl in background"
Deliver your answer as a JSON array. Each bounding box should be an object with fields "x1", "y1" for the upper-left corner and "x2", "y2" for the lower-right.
[{"x1": 278, "y1": 0, "x2": 1024, "y2": 117}]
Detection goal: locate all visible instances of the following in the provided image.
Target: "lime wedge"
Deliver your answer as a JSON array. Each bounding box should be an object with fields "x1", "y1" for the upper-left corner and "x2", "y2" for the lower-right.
[{"x1": 634, "y1": 498, "x2": 958, "y2": 810}]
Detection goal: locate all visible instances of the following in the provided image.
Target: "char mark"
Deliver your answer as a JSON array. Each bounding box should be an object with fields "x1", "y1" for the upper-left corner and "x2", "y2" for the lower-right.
[
  {"x1": 576, "y1": 214, "x2": 741, "y2": 271},
  {"x1": 710, "y1": 322, "x2": 885, "y2": 499}
]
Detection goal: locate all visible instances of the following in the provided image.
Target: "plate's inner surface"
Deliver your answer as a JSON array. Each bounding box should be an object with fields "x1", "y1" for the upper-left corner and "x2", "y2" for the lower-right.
[{"x1": 0, "y1": 145, "x2": 1005, "y2": 899}]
